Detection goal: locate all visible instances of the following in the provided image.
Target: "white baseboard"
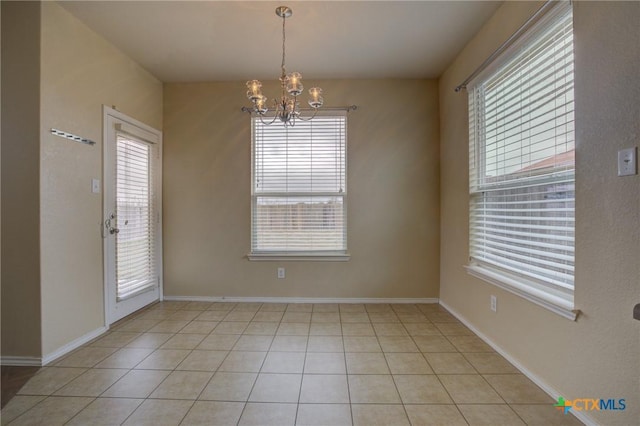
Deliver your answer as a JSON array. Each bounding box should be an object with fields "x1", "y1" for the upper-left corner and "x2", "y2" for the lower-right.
[
  {"x1": 439, "y1": 300, "x2": 596, "y2": 426},
  {"x1": 163, "y1": 295, "x2": 439, "y2": 304},
  {"x1": 41, "y1": 326, "x2": 109, "y2": 366},
  {"x1": 0, "y1": 356, "x2": 42, "y2": 367}
]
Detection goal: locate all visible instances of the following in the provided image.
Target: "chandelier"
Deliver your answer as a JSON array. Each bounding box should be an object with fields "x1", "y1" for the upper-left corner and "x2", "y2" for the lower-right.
[{"x1": 243, "y1": 6, "x2": 323, "y2": 126}]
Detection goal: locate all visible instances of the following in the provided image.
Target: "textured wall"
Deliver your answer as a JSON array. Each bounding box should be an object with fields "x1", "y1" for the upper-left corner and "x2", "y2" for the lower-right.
[
  {"x1": 439, "y1": 2, "x2": 640, "y2": 424},
  {"x1": 1, "y1": 1, "x2": 43, "y2": 359},
  {"x1": 39, "y1": 2, "x2": 162, "y2": 357},
  {"x1": 163, "y1": 79, "x2": 440, "y2": 299}
]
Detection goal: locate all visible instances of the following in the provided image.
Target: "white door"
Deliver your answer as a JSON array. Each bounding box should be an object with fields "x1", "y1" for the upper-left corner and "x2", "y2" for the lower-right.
[{"x1": 103, "y1": 106, "x2": 162, "y2": 325}]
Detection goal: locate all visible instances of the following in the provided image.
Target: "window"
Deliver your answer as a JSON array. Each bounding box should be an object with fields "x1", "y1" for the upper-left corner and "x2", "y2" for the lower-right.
[
  {"x1": 249, "y1": 113, "x2": 348, "y2": 260},
  {"x1": 467, "y1": 2, "x2": 575, "y2": 318},
  {"x1": 116, "y1": 134, "x2": 158, "y2": 300}
]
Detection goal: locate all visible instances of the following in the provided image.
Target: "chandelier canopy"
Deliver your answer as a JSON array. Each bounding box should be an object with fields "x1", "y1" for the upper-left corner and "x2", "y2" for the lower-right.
[{"x1": 244, "y1": 6, "x2": 323, "y2": 126}]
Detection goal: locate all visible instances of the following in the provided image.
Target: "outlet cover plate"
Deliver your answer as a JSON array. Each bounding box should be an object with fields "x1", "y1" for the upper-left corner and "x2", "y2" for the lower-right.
[{"x1": 618, "y1": 147, "x2": 637, "y2": 176}]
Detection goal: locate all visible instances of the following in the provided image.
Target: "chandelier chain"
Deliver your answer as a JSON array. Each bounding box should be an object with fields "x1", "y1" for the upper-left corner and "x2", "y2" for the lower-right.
[{"x1": 281, "y1": 14, "x2": 286, "y2": 78}]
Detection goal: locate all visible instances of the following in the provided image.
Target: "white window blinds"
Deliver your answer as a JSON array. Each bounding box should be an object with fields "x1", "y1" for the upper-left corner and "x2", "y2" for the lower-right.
[
  {"x1": 468, "y1": 2, "x2": 575, "y2": 311},
  {"x1": 115, "y1": 134, "x2": 158, "y2": 300},
  {"x1": 251, "y1": 114, "x2": 347, "y2": 255}
]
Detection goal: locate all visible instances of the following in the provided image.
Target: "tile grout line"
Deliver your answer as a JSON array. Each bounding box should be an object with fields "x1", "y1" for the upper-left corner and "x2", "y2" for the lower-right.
[
  {"x1": 6, "y1": 395, "x2": 95, "y2": 426},
  {"x1": 430, "y1": 306, "x2": 506, "y2": 425},
  {"x1": 193, "y1": 301, "x2": 243, "y2": 422},
  {"x1": 5, "y1": 301, "x2": 563, "y2": 426},
  {"x1": 135, "y1": 305, "x2": 205, "y2": 425},
  {"x1": 24, "y1": 307, "x2": 166, "y2": 425},
  {"x1": 234, "y1": 302, "x2": 279, "y2": 425},
  {"x1": 181, "y1": 307, "x2": 247, "y2": 424},
  {"x1": 293, "y1": 314, "x2": 313, "y2": 426},
  {"x1": 438, "y1": 320, "x2": 475, "y2": 425},
  {"x1": 388, "y1": 304, "x2": 419, "y2": 425},
  {"x1": 339, "y1": 306, "x2": 356, "y2": 426},
  {"x1": 115, "y1": 303, "x2": 230, "y2": 424},
  {"x1": 403, "y1": 304, "x2": 471, "y2": 426}
]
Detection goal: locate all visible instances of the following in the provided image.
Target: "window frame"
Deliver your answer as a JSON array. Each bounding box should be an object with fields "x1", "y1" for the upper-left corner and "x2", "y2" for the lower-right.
[
  {"x1": 248, "y1": 112, "x2": 350, "y2": 261},
  {"x1": 466, "y1": 1, "x2": 577, "y2": 320}
]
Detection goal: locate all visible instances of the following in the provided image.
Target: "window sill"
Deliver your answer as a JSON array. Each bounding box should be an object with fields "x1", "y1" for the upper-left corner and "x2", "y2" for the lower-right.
[
  {"x1": 248, "y1": 252, "x2": 351, "y2": 262},
  {"x1": 465, "y1": 263, "x2": 579, "y2": 321}
]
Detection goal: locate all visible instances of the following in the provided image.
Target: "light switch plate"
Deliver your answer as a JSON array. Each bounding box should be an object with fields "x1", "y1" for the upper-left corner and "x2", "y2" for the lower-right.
[
  {"x1": 92, "y1": 178, "x2": 101, "y2": 193},
  {"x1": 617, "y1": 147, "x2": 637, "y2": 176}
]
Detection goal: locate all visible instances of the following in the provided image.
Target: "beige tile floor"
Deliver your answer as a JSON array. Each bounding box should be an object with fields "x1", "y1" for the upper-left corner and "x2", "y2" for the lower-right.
[{"x1": 1, "y1": 301, "x2": 584, "y2": 425}]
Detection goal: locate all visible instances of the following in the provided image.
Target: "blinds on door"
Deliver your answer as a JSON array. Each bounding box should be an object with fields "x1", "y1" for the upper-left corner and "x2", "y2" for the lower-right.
[
  {"x1": 115, "y1": 134, "x2": 158, "y2": 300},
  {"x1": 251, "y1": 114, "x2": 347, "y2": 254}
]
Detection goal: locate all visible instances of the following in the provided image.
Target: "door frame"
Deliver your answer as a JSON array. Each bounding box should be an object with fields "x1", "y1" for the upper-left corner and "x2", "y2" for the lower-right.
[{"x1": 102, "y1": 105, "x2": 163, "y2": 326}]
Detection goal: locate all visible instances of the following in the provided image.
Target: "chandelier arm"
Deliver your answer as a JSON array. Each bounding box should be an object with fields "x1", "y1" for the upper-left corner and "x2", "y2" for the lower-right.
[
  {"x1": 258, "y1": 113, "x2": 280, "y2": 126},
  {"x1": 295, "y1": 108, "x2": 319, "y2": 122}
]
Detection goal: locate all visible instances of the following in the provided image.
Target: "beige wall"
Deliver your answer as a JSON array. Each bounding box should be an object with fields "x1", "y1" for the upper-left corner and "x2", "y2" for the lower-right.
[
  {"x1": 2, "y1": 0, "x2": 164, "y2": 361},
  {"x1": 163, "y1": 79, "x2": 440, "y2": 299},
  {"x1": 1, "y1": 1, "x2": 43, "y2": 359},
  {"x1": 0, "y1": 0, "x2": 2, "y2": 361},
  {"x1": 439, "y1": 2, "x2": 640, "y2": 425},
  {"x1": 39, "y1": 2, "x2": 162, "y2": 356}
]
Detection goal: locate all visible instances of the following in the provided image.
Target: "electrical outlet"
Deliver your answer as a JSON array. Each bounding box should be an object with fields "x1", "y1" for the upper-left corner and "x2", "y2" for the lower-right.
[
  {"x1": 490, "y1": 295, "x2": 497, "y2": 312},
  {"x1": 277, "y1": 267, "x2": 285, "y2": 279}
]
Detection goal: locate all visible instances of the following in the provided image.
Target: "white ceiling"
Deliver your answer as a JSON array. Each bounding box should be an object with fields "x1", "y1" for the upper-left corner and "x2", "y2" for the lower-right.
[{"x1": 60, "y1": 1, "x2": 501, "y2": 83}]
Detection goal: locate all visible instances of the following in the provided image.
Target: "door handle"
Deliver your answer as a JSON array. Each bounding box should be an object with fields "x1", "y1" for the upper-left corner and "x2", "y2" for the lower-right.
[{"x1": 105, "y1": 213, "x2": 119, "y2": 235}]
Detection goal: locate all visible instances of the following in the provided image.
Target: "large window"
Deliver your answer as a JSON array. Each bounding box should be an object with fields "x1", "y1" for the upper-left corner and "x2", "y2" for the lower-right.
[
  {"x1": 467, "y1": 2, "x2": 575, "y2": 318},
  {"x1": 250, "y1": 113, "x2": 348, "y2": 260}
]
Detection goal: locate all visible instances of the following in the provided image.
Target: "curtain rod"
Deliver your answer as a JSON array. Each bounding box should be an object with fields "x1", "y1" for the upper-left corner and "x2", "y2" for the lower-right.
[
  {"x1": 241, "y1": 105, "x2": 357, "y2": 114},
  {"x1": 454, "y1": 0, "x2": 557, "y2": 93}
]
